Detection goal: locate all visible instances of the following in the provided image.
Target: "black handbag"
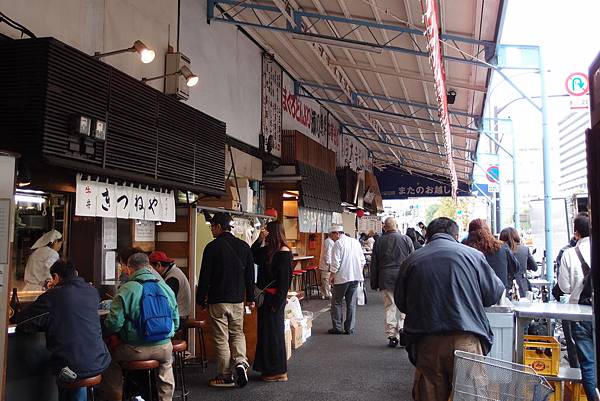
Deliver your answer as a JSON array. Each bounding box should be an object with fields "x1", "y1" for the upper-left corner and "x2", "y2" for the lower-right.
[{"x1": 254, "y1": 280, "x2": 275, "y2": 307}]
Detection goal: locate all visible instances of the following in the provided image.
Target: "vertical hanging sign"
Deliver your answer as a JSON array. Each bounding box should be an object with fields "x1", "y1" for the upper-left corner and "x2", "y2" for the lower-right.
[
  {"x1": 422, "y1": 0, "x2": 457, "y2": 198},
  {"x1": 261, "y1": 54, "x2": 283, "y2": 157}
]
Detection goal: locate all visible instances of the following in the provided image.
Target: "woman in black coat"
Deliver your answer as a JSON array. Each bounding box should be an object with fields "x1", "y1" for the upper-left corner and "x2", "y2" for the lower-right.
[
  {"x1": 405, "y1": 228, "x2": 422, "y2": 250},
  {"x1": 500, "y1": 227, "x2": 537, "y2": 297},
  {"x1": 251, "y1": 220, "x2": 293, "y2": 382},
  {"x1": 465, "y1": 219, "x2": 520, "y2": 296}
]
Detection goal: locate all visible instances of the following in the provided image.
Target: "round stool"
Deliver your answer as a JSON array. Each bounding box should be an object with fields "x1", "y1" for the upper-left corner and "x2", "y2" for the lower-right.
[
  {"x1": 304, "y1": 265, "x2": 321, "y2": 299},
  {"x1": 172, "y1": 340, "x2": 189, "y2": 400},
  {"x1": 57, "y1": 374, "x2": 102, "y2": 401},
  {"x1": 121, "y1": 359, "x2": 160, "y2": 401},
  {"x1": 185, "y1": 319, "x2": 208, "y2": 372}
]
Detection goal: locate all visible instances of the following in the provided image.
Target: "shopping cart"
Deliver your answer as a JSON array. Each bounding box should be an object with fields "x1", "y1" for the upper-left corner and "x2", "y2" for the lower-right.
[{"x1": 452, "y1": 351, "x2": 554, "y2": 401}]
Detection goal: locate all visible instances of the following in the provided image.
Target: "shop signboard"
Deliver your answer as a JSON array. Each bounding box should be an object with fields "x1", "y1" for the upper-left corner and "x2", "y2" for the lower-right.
[
  {"x1": 75, "y1": 176, "x2": 176, "y2": 222},
  {"x1": 261, "y1": 55, "x2": 283, "y2": 157},
  {"x1": 336, "y1": 135, "x2": 371, "y2": 172},
  {"x1": 376, "y1": 168, "x2": 470, "y2": 199}
]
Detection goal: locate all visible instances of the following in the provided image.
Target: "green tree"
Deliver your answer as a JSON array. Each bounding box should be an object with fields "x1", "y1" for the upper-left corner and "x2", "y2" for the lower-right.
[
  {"x1": 425, "y1": 203, "x2": 440, "y2": 225},
  {"x1": 433, "y1": 198, "x2": 471, "y2": 231}
]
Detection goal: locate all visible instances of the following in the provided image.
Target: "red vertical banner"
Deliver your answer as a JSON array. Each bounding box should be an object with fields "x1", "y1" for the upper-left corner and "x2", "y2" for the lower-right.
[{"x1": 422, "y1": 0, "x2": 457, "y2": 198}]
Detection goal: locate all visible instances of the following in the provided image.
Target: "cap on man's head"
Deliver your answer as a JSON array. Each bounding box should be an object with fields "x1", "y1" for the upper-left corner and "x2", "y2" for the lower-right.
[
  {"x1": 210, "y1": 212, "x2": 234, "y2": 229},
  {"x1": 149, "y1": 251, "x2": 174, "y2": 264},
  {"x1": 329, "y1": 225, "x2": 344, "y2": 233}
]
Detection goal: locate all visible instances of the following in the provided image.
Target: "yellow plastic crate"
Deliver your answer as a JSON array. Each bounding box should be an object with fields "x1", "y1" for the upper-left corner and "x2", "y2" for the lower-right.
[
  {"x1": 565, "y1": 381, "x2": 588, "y2": 401},
  {"x1": 523, "y1": 335, "x2": 560, "y2": 376}
]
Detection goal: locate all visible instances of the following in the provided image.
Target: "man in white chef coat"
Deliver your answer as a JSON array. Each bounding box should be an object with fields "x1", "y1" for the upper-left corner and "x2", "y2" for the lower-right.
[{"x1": 23, "y1": 230, "x2": 63, "y2": 291}]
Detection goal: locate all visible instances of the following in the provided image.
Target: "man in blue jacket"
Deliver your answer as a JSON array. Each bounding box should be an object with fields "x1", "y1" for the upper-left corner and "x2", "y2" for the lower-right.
[
  {"x1": 17, "y1": 260, "x2": 111, "y2": 401},
  {"x1": 395, "y1": 217, "x2": 504, "y2": 401}
]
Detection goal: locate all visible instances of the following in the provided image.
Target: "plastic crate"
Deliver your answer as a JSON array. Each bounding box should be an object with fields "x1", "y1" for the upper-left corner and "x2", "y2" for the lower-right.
[
  {"x1": 523, "y1": 335, "x2": 561, "y2": 376},
  {"x1": 565, "y1": 381, "x2": 588, "y2": 401}
]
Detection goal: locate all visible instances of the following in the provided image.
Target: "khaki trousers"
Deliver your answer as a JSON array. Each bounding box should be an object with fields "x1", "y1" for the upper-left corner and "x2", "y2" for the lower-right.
[
  {"x1": 100, "y1": 342, "x2": 174, "y2": 401},
  {"x1": 209, "y1": 302, "x2": 248, "y2": 376},
  {"x1": 319, "y1": 270, "x2": 332, "y2": 298},
  {"x1": 413, "y1": 332, "x2": 483, "y2": 401},
  {"x1": 382, "y1": 289, "x2": 405, "y2": 339}
]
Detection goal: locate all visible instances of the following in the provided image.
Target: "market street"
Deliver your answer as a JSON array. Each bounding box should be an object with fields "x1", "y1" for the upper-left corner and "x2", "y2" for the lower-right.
[{"x1": 187, "y1": 289, "x2": 415, "y2": 401}]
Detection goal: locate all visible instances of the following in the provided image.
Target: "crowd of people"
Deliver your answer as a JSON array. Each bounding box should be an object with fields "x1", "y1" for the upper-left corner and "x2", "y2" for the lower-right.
[{"x1": 13, "y1": 211, "x2": 596, "y2": 401}]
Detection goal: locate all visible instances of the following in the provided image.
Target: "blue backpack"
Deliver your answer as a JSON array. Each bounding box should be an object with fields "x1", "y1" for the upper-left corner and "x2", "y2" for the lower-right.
[{"x1": 134, "y1": 279, "x2": 173, "y2": 342}]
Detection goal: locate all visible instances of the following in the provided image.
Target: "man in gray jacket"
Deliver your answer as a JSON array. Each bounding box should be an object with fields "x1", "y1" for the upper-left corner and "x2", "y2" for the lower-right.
[
  {"x1": 370, "y1": 217, "x2": 414, "y2": 347},
  {"x1": 395, "y1": 217, "x2": 504, "y2": 401}
]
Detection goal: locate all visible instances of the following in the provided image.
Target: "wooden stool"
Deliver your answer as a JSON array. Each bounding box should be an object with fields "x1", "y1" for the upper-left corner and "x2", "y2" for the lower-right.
[
  {"x1": 185, "y1": 319, "x2": 208, "y2": 372},
  {"x1": 121, "y1": 359, "x2": 160, "y2": 401},
  {"x1": 304, "y1": 265, "x2": 321, "y2": 299},
  {"x1": 57, "y1": 374, "x2": 102, "y2": 401},
  {"x1": 172, "y1": 340, "x2": 189, "y2": 400}
]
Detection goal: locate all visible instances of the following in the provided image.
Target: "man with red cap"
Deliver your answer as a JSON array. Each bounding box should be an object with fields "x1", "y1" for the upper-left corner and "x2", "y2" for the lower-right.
[{"x1": 149, "y1": 251, "x2": 192, "y2": 323}]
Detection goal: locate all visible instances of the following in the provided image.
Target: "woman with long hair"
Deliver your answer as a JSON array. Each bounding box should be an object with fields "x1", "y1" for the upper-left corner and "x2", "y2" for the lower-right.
[
  {"x1": 251, "y1": 220, "x2": 293, "y2": 382},
  {"x1": 405, "y1": 228, "x2": 422, "y2": 250},
  {"x1": 499, "y1": 227, "x2": 537, "y2": 297},
  {"x1": 464, "y1": 219, "x2": 519, "y2": 294}
]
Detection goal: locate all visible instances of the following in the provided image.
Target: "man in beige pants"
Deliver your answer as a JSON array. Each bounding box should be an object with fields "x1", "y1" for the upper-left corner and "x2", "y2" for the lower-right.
[{"x1": 197, "y1": 212, "x2": 255, "y2": 388}]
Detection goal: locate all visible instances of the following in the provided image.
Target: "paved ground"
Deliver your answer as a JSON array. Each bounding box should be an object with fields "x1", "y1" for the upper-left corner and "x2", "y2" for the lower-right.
[{"x1": 186, "y1": 288, "x2": 415, "y2": 401}]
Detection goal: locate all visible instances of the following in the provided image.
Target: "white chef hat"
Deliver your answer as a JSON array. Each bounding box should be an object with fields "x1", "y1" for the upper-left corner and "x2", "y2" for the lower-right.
[{"x1": 31, "y1": 230, "x2": 63, "y2": 249}]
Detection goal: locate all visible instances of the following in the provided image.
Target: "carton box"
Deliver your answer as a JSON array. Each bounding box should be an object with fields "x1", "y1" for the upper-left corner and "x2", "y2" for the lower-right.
[
  {"x1": 285, "y1": 328, "x2": 292, "y2": 360},
  {"x1": 284, "y1": 319, "x2": 292, "y2": 360},
  {"x1": 291, "y1": 318, "x2": 305, "y2": 349}
]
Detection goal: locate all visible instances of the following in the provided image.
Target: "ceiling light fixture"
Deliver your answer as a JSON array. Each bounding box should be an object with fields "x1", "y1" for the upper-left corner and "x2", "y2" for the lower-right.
[
  {"x1": 447, "y1": 90, "x2": 457, "y2": 105},
  {"x1": 142, "y1": 65, "x2": 199, "y2": 87},
  {"x1": 94, "y1": 40, "x2": 156, "y2": 64},
  {"x1": 291, "y1": 34, "x2": 383, "y2": 55},
  {"x1": 15, "y1": 194, "x2": 45, "y2": 204}
]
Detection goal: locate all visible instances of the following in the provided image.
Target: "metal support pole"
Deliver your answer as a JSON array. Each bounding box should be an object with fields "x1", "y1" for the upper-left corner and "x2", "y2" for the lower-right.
[
  {"x1": 539, "y1": 49, "x2": 553, "y2": 283},
  {"x1": 510, "y1": 119, "x2": 520, "y2": 230}
]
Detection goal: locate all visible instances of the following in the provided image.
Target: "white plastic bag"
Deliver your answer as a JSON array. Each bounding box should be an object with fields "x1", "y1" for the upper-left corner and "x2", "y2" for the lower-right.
[
  {"x1": 357, "y1": 282, "x2": 366, "y2": 306},
  {"x1": 285, "y1": 296, "x2": 303, "y2": 320}
]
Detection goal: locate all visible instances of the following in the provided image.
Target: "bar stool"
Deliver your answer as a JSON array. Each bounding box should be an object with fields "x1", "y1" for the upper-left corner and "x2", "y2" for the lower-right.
[
  {"x1": 185, "y1": 319, "x2": 208, "y2": 372},
  {"x1": 57, "y1": 374, "x2": 102, "y2": 401},
  {"x1": 121, "y1": 359, "x2": 160, "y2": 401},
  {"x1": 172, "y1": 339, "x2": 189, "y2": 400},
  {"x1": 304, "y1": 265, "x2": 321, "y2": 299}
]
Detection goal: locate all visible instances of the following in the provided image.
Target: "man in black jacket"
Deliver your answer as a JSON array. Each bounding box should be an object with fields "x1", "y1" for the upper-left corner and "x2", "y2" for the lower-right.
[
  {"x1": 197, "y1": 212, "x2": 255, "y2": 388},
  {"x1": 395, "y1": 217, "x2": 504, "y2": 401},
  {"x1": 370, "y1": 216, "x2": 414, "y2": 348},
  {"x1": 17, "y1": 260, "x2": 111, "y2": 401}
]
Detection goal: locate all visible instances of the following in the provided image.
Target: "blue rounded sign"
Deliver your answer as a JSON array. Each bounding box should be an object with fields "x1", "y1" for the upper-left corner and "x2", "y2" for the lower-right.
[{"x1": 486, "y1": 165, "x2": 499, "y2": 183}]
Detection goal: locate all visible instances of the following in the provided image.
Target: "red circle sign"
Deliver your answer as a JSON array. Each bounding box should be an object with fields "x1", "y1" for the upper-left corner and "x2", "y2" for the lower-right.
[{"x1": 565, "y1": 72, "x2": 589, "y2": 97}]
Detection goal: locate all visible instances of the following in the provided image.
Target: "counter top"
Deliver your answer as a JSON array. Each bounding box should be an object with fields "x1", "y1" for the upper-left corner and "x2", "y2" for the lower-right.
[{"x1": 513, "y1": 301, "x2": 593, "y2": 321}]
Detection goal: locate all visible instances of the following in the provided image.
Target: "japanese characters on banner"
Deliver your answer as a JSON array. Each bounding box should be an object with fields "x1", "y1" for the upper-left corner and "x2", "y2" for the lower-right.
[
  {"x1": 280, "y1": 72, "x2": 372, "y2": 172},
  {"x1": 336, "y1": 135, "x2": 371, "y2": 172},
  {"x1": 75, "y1": 176, "x2": 176, "y2": 222},
  {"x1": 261, "y1": 55, "x2": 282, "y2": 157}
]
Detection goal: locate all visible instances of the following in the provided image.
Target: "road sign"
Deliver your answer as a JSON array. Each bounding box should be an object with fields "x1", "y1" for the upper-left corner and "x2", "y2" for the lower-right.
[
  {"x1": 565, "y1": 72, "x2": 589, "y2": 97},
  {"x1": 486, "y1": 165, "x2": 500, "y2": 183},
  {"x1": 487, "y1": 183, "x2": 499, "y2": 193}
]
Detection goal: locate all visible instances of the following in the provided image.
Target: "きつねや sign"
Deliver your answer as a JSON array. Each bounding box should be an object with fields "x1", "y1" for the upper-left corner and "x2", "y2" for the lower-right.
[{"x1": 75, "y1": 176, "x2": 176, "y2": 222}]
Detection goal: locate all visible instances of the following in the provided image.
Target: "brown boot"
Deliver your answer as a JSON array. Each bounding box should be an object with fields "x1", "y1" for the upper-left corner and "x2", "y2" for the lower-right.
[{"x1": 261, "y1": 373, "x2": 288, "y2": 382}]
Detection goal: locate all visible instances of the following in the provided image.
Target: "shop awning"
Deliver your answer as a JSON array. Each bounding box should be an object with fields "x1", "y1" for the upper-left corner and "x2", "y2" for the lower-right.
[
  {"x1": 297, "y1": 163, "x2": 342, "y2": 213},
  {"x1": 376, "y1": 167, "x2": 471, "y2": 199}
]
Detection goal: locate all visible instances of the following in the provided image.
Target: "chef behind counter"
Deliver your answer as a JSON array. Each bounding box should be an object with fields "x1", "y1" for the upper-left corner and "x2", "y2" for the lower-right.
[{"x1": 23, "y1": 230, "x2": 64, "y2": 291}]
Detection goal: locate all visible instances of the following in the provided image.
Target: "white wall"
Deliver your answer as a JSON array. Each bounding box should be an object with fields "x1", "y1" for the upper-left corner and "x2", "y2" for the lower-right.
[
  {"x1": 0, "y1": 0, "x2": 178, "y2": 92},
  {"x1": 179, "y1": 0, "x2": 261, "y2": 147}
]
